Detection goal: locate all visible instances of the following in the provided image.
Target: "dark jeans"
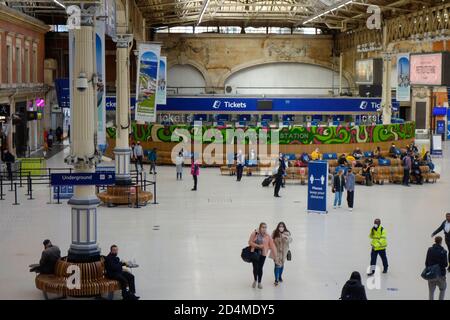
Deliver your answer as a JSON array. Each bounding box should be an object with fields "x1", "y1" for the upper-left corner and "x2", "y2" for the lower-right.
[
  {"x1": 177, "y1": 172, "x2": 182, "y2": 180},
  {"x1": 193, "y1": 175, "x2": 198, "y2": 190},
  {"x1": 446, "y1": 238, "x2": 450, "y2": 264},
  {"x1": 347, "y1": 191, "x2": 354, "y2": 208},
  {"x1": 149, "y1": 160, "x2": 156, "y2": 173},
  {"x1": 370, "y1": 249, "x2": 388, "y2": 272},
  {"x1": 135, "y1": 156, "x2": 143, "y2": 171},
  {"x1": 236, "y1": 164, "x2": 243, "y2": 181},
  {"x1": 252, "y1": 255, "x2": 267, "y2": 283},
  {"x1": 108, "y1": 271, "x2": 136, "y2": 297},
  {"x1": 6, "y1": 163, "x2": 12, "y2": 180},
  {"x1": 274, "y1": 176, "x2": 282, "y2": 196},
  {"x1": 403, "y1": 168, "x2": 410, "y2": 185}
]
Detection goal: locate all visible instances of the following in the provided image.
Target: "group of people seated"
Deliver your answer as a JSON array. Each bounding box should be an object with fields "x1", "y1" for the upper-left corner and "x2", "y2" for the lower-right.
[{"x1": 30, "y1": 240, "x2": 139, "y2": 300}]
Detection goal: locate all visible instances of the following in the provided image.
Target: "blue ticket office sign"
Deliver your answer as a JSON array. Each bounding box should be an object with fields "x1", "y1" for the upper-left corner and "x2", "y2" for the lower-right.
[{"x1": 307, "y1": 161, "x2": 329, "y2": 214}]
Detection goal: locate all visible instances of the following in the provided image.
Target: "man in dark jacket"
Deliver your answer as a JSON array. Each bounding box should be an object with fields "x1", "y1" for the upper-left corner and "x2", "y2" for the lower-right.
[
  {"x1": 425, "y1": 237, "x2": 448, "y2": 300},
  {"x1": 274, "y1": 161, "x2": 284, "y2": 198},
  {"x1": 340, "y1": 271, "x2": 367, "y2": 300},
  {"x1": 431, "y1": 213, "x2": 450, "y2": 271},
  {"x1": 333, "y1": 170, "x2": 345, "y2": 208},
  {"x1": 2, "y1": 149, "x2": 15, "y2": 180},
  {"x1": 30, "y1": 239, "x2": 61, "y2": 274},
  {"x1": 402, "y1": 152, "x2": 412, "y2": 187},
  {"x1": 104, "y1": 245, "x2": 139, "y2": 300}
]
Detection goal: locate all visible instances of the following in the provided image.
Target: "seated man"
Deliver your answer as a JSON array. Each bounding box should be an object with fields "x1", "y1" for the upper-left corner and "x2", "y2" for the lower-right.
[
  {"x1": 389, "y1": 143, "x2": 400, "y2": 158},
  {"x1": 105, "y1": 245, "x2": 139, "y2": 300},
  {"x1": 30, "y1": 239, "x2": 61, "y2": 274},
  {"x1": 411, "y1": 155, "x2": 423, "y2": 185},
  {"x1": 338, "y1": 154, "x2": 349, "y2": 166},
  {"x1": 352, "y1": 148, "x2": 364, "y2": 160}
]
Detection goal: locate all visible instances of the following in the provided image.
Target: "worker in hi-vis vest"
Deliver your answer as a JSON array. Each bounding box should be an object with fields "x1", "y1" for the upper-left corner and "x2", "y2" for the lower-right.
[{"x1": 368, "y1": 218, "x2": 388, "y2": 276}]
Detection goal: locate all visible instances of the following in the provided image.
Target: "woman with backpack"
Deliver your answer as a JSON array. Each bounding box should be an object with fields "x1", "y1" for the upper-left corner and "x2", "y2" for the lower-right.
[
  {"x1": 340, "y1": 271, "x2": 367, "y2": 300},
  {"x1": 248, "y1": 223, "x2": 277, "y2": 289},
  {"x1": 272, "y1": 222, "x2": 292, "y2": 286}
]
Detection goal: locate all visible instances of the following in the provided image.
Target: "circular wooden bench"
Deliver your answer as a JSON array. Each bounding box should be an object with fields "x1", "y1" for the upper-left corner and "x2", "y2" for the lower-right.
[
  {"x1": 35, "y1": 257, "x2": 121, "y2": 300},
  {"x1": 97, "y1": 185, "x2": 153, "y2": 206}
]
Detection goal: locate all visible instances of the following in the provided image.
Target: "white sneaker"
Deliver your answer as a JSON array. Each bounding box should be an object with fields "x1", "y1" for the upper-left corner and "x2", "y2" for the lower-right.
[
  {"x1": 258, "y1": 283, "x2": 263, "y2": 289},
  {"x1": 252, "y1": 281, "x2": 257, "y2": 288},
  {"x1": 349, "y1": 208, "x2": 353, "y2": 212},
  {"x1": 333, "y1": 206, "x2": 337, "y2": 209}
]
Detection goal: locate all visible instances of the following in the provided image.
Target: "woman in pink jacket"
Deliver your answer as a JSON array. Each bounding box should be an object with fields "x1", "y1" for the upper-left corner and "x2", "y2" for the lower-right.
[
  {"x1": 248, "y1": 222, "x2": 277, "y2": 289},
  {"x1": 191, "y1": 157, "x2": 199, "y2": 191}
]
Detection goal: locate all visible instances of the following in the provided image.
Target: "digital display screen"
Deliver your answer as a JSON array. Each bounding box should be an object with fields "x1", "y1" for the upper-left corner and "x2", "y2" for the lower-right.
[
  {"x1": 257, "y1": 100, "x2": 273, "y2": 110},
  {"x1": 355, "y1": 59, "x2": 374, "y2": 84},
  {"x1": 410, "y1": 53, "x2": 443, "y2": 86}
]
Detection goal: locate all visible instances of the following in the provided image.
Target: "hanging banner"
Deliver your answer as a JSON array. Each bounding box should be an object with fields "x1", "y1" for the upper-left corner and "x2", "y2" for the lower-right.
[
  {"x1": 396, "y1": 54, "x2": 411, "y2": 102},
  {"x1": 103, "y1": 0, "x2": 116, "y2": 38},
  {"x1": 95, "y1": 21, "x2": 106, "y2": 147},
  {"x1": 156, "y1": 56, "x2": 167, "y2": 105},
  {"x1": 135, "y1": 43, "x2": 161, "y2": 123}
]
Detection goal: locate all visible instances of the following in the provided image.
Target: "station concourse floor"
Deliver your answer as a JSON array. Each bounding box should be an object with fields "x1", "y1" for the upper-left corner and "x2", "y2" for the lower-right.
[{"x1": 1, "y1": 142, "x2": 450, "y2": 300}]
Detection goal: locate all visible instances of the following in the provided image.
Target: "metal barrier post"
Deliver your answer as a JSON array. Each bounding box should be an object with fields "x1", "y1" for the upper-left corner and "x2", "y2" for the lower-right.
[
  {"x1": 153, "y1": 180, "x2": 158, "y2": 205},
  {"x1": 0, "y1": 175, "x2": 4, "y2": 200},
  {"x1": 57, "y1": 186, "x2": 61, "y2": 204},
  {"x1": 28, "y1": 175, "x2": 34, "y2": 200},
  {"x1": 47, "y1": 185, "x2": 53, "y2": 204},
  {"x1": 143, "y1": 172, "x2": 147, "y2": 191},
  {"x1": 48, "y1": 168, "x2": 51, "y2": 187},
  {"x1": 19, "y1": 161, "x2": 23, "y2": 188},
  {"x1": 26, "y1": 172, "x2": 31, "y2": 196},
  {"x1": 9, "y1": 175, "x2": 13, "y2": 191},
  {"x1": 13, "y1": 183, "x2": 19, "y2": 205}
]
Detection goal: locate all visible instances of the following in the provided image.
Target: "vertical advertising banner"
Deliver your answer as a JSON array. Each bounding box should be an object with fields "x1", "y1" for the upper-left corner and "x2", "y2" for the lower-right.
[
  {"x1": 135, "y1": 43, "x2": 161, "y2": 123},
  {"x1": 397, "y1": 54, "x2": 411, "y2": 102},
  {"x1": 307, "y1": 161, "x2": 329, "y2": 214},
  {"x1": 156, "y1": 57, "x2": 167, "y2": 105},
  {"x1": 95, "y1": 22, "x2": 106, "y2": 148}
]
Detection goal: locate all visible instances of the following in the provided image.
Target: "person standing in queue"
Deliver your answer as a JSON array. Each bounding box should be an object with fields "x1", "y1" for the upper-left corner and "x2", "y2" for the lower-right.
[
  {"x1": 345, "y1": 168, "x2": 355, "y2": 212},
  {"x1": 133, "y1": 141, "x2": 144, "y2": 172},
  {"x1": 2, "y1": 149, "x2": 15, "y2": 180},
  {"x1": 236, "y1": 150, "x2": 245, "y2": 182},
  {"x1": 402, "y1": 152, "x2": 412, "y2": 187},
  {"x1": 431, "y1": 213, "x2": 450, "y2": 272},
  {"x1": 248, "y1": 223, "x2": 277, "y2": 289},
  {"x1": 175, "y1": 151, "x2": 184, "y2": 180},
  {"x1": 340, "y1": 271, "x2": 367, "y2": 300},
  {"x1": 271, "y1": 222, "x2": 292, "y2": 286},
  {"x1": 148, "y1": 148, "x2": 157, "y2": 174},
  {"x1": 425, "y1": 236, "x2": 448, "y2": 300},
  {"x1": 191, "y1": 156, "x2": 199, "y2": 191},
  {"x1": 332, "y1": 169, "x2": 345, "y2": 209},
  {"x1": 274, "y1": 159, "x2": 285, "y2": 198},
  {"x1": 368, "y1": 218, "x2": 388, "y2": 276}
]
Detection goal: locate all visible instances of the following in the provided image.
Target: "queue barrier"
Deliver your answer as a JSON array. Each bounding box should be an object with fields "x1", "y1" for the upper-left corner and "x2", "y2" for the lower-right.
[{"x1": 0, "y1": 167, "x2": 157, "y2": 207}]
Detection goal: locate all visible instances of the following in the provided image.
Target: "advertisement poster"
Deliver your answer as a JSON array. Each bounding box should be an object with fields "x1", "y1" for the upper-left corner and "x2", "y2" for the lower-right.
[
  {"x1": 396, "y1": 54, "x2": 411, "y2": 102},
  {"x1": 410, "y1": 53, "x2": 443, "y2": 86},
  {"x1": 95, "y1": 22, "x2": 106, "y2": 148},
  {"x1": 355, "y1": 59, "x2": 373, "y2": 84},
  {"x1": 307, "y1": 161, "x2": 329, "y2": 214},
  {"x1": 135, "y1": 43, "x2": 161, "y2": 123},
  {"x1": 156, "y1": 57, "x2": 167, "y2": 105}
]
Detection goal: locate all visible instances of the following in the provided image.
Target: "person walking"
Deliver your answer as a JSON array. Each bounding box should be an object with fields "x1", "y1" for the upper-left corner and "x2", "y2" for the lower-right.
[
  {"x1": 271, "y1": 222, "x2": 292, "y2": 286},
  {"x1": 345, "y1": 168, "x2": 355, "y2": 212},
  {"x1": 236, "y1": 150, "x2": 245, "y2": 182},
  {"x1": 332, "y1": 169, "x2": 345, "y2": 209},
  {"x1": 133, "y1": 141, "x2": 144, "y2": 172},
  {"x1": 402, "y1": 152, "x2": 412, "y2": 187},
  {"x1": 274, "y1": 160, "x2": 284, "y2": 198},
  {"x1": 431, "y1": 213, "x2": 450, "y2": 272},
  {"x1": 425, "y1": 236, "x2": 448, "y2": 300},
  {"x1": 340, "y1": 271, "x2": 367, "y2": 300},
  {"x1": 148, "y1": 148, "x2": 157, "y2": 174},
  {"x1": 368, "y1": 219, "x2": 388, "y2": 276},
  {"x1": 248, "y1": 223, "x2": 277, "y2": 289},
  {"x1": 175, "y1": 151, "x2": 184, "y2": 180},
  {"x1": 191, "y1": 157, "x2": 199, "y2": 191}
]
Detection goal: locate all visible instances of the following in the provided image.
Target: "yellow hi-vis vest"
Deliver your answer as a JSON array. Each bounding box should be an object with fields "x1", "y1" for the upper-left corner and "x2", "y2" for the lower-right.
[{"x1": 369, "y1": 226, "x2": 387, "y2": 251}]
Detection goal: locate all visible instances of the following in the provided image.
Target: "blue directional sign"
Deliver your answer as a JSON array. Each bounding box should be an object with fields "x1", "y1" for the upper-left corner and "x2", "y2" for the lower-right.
[
  {"x1": 307, "y1": 161, "x2": 329, "y2": 214},
  {"x1": 51, "y1": 172, "x2": 116, "y2": 186},
  {"x1": 53, "y1": 185, "x2": 74, "y2": 200}
]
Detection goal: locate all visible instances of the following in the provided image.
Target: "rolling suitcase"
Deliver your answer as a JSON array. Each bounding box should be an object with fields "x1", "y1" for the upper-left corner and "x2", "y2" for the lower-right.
[{"x1": 262, "y1": 176, "x2": 273, "y2": 187}]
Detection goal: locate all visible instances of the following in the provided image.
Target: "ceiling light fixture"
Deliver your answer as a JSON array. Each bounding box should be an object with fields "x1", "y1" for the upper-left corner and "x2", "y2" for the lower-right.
[
  {"x1": 197, "y1": 0, "x2": 211, "y2": 26},
  {"x1": 53, "y1": 0, "x2": 66, "y2": 9}
]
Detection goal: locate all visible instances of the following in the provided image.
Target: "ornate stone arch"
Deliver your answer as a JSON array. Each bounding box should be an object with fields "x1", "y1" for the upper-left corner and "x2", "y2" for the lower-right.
[{"x1": 219, "y1": 58, "x2": 355, "y2": 90}]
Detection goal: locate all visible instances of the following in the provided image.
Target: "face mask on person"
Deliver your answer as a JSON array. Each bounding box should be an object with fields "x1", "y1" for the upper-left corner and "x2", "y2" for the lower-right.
[{"x1": 374, "y1": 224, "x2": 379, "y2": 229}]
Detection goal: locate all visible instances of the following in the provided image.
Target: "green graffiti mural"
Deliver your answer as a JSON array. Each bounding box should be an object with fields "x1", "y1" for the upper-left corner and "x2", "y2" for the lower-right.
[{"x1": 106, "y1": 122, "x2": 416, "y2": 145}]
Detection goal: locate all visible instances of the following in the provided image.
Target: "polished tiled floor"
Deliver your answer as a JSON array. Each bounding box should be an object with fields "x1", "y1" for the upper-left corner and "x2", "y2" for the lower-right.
[{"x1": 1, "y1": 141, "x2": 450, "y2": 300}]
